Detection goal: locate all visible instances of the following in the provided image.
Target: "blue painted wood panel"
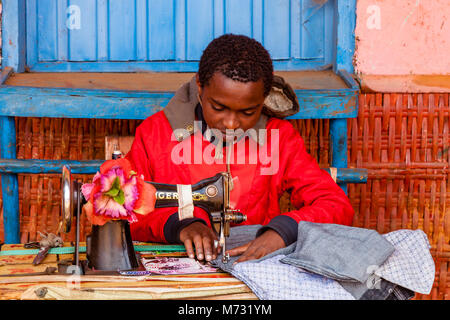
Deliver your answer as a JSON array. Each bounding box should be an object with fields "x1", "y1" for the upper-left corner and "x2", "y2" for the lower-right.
[
  {"x1": 0, "y1": 84, "x2": 357, "y2": 120},
  {"x1": 148, "y1": 0, "x2": 175, "y2": 60},
  {"x1": 0, "y1": 116, "x2": 20, "y2": 244},
  {"x1": 68, "y1": 0, "x2": 97, "y2": 61},
  {"x1": 186, "y1": 0, "x2": 214, "y2": 61},
  {"x1": 25, "y1": 0, "x2": 336, "y2": 72},
  {"x1": 37, "y1": 0, "x2": 57, "y2": 61},
  {"x1": 2, "y1": 0, "x2": 27, "y2": 72},
  {"x1": 108, "y1": 0, "x2": 137, "y2": 61},
  {"x1": 225, "y1": 0, "x2": 252, "y2": 37},
  {"x1": 264, "y1": 0, "x2": 290, "y2": 59}
]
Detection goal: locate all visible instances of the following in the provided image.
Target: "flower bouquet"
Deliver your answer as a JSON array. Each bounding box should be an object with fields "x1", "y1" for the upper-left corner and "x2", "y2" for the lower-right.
[{"x1": 81, "y1": 157, "x2": 156, "y2": 226}]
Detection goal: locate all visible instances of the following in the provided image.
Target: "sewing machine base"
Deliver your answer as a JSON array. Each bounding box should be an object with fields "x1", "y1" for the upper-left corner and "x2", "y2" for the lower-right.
[
  {"x1": 57, "y1": 219, "x2": 144, "y2": 275},
  {"x1": 57, "y1": 256, "x2": 145, "y2": 276}
]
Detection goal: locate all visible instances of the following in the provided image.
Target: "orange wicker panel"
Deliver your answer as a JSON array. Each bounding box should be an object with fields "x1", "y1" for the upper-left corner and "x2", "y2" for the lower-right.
[{"x1": 347, "y1": 93, "x2": 450, "y2": 300}]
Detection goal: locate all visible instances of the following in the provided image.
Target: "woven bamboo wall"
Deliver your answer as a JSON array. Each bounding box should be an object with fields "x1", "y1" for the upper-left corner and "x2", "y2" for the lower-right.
[
  {"x1": 0, "y1": 92, "x2": 449, "y2": 299},
  {"x1": 349, "y1": 93, "x2": 449, "y2": 300}
]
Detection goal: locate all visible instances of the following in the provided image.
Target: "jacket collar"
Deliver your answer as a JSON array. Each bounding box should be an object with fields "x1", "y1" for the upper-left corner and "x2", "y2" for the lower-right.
[{"x1": 163, "y1": 76, "x2": 268, "y2": 145}]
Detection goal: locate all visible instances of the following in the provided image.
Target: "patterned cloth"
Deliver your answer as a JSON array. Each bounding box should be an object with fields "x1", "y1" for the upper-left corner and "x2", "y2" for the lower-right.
[
  {"x1": 214, "y1": 226, "x2": 435, "y2": 300},
  {"x1": 233, "y1": 254, "x2": 355, "y2": 300},
  {"x1": 375, "y1": 229, "x2": 435, "y2": 294}
]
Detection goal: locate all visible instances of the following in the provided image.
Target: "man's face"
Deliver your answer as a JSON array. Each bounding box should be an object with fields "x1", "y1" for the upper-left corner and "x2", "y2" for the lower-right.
[{"x1": 196, "y1": 72, "x2": 266, "y2": 141}]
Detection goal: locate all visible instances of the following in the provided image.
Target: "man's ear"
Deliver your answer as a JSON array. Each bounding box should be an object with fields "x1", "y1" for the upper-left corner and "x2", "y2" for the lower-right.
[{"x1": 195, "y1": 73, "x2": 203, "y2": 97}]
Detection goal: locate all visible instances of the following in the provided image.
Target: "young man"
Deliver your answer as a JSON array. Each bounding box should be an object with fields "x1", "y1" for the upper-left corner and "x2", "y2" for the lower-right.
[{"x1": 126, "y1": 34, "x2": 354, "y2": 264}]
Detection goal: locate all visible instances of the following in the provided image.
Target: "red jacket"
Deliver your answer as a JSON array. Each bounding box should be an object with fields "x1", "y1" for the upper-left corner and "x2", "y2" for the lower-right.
[{"x1": 126, "y1": 77, "x2": 354, "y2": 244}]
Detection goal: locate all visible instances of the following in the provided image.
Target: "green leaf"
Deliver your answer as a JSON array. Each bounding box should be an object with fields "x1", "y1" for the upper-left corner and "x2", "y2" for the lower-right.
[
  {"x1": 104, "y1": 177, "x2": 120, "y2": 197},
  {"x1": 104, "y1": 187, "x2": 119, "y2": 197},
  {"x1": 113, "y1": 189, "x2": 125, "y2": 205}
]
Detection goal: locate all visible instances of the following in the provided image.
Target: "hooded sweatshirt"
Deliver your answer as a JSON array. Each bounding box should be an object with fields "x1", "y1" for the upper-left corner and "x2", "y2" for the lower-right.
[{"x1": 126, "y1": 76, "x2": 354, "y2": 246}]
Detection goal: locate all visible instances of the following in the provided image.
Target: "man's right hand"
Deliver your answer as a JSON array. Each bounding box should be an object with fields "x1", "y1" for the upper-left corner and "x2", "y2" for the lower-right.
[{"x1": 179, "y1": 222, "x2": 220, "y2": 262}]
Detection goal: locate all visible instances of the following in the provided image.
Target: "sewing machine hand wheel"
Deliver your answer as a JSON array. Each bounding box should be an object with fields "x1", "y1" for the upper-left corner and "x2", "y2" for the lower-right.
[
  {"x1": 61, "y1": 165, "x2": 85, "y2": 272},
  {"x1": 61, "y1": 165, "x2": 86, "y2": 231},
  {"x1": 61, "y1": 166, "x2": 73, "y2": 233}
]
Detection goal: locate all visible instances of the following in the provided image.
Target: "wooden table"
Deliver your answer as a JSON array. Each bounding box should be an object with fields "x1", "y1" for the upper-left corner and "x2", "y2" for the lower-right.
[{"x1": 0, "y1": 243, "x2": 257, "y2": 300}]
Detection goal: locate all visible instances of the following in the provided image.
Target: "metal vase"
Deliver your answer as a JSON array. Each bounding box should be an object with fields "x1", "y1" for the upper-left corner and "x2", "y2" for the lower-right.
[{"x1": 86, "y1": 219, "x2": 139, "y2": 271}]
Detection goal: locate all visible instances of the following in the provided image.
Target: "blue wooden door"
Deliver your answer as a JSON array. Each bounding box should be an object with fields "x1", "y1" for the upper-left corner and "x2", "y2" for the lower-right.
[{"x1": 26, "y1": 0, "x2": 335, "y2": 72}]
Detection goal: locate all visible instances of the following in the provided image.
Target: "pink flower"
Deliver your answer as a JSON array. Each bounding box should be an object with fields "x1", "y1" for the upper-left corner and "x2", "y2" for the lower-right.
[{"x1": 81, "y1": 158, "x2": 156, "y2": 226}]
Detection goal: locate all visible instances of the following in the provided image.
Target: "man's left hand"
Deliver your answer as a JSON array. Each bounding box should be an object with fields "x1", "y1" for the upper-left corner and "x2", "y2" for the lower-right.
[{"x1": 226, "y1": 229, "x2": 285, "y2": 264}]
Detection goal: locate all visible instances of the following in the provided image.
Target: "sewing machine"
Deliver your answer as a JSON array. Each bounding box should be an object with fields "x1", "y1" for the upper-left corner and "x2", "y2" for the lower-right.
[
  {"x1": 60, "y1": 166, "x2": 246, "y2": 274},
  {"x1": 150, "y1": 172, "x2": 246, "y2": 260}
]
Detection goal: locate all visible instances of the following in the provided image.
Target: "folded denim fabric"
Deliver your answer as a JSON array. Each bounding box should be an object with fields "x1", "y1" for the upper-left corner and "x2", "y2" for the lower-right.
[{"x1": 280, "y1": 221, "x2": 395, "y2": 283}]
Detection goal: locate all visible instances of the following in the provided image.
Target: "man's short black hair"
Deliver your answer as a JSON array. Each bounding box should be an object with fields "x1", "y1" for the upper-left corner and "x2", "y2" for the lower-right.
[{"x1": 198, "y1": 34, "x2": 274, "y2": 97}]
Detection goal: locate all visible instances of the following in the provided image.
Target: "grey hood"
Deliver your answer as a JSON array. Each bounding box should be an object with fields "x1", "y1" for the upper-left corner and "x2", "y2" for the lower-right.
[{"x1": 163, "y1": 75, "x2": 299, "y2": 143}]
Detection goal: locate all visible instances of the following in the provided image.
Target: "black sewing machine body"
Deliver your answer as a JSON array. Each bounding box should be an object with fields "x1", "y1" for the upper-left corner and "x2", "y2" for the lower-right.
[{"x1": 150, "y1": 172, "x2": 245, "y2": 237}]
